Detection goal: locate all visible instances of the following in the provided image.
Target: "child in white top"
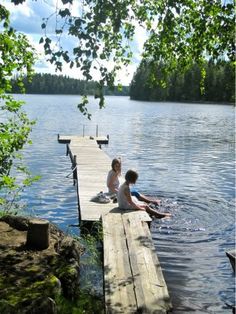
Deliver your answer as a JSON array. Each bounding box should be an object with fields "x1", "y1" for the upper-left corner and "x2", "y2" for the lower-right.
[
  {"x1": 107, "y1": 158, "x2": 161, "y2": 206},
  {"x1": 107, "y1": 158, "x2": 121, "y2": 194},
  {"x1": 118, "y1": 170, "x2": 171, "y2": 219}
]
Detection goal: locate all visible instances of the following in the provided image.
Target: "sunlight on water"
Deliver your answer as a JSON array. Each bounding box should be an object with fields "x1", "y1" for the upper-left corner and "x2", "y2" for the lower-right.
[{"x1": 11, "y1": 95, "x2": 235, "y2": 313}]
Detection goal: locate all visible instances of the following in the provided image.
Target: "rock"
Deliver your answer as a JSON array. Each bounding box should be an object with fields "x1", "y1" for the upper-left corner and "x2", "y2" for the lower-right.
[
  {"x1": 58, "y1": 236, "x2": 82, "y2": 260},
  {"x1": 0, "y1": 215, "x2": 84, "y2": 314},
  {"x1": 26, "y1": 297, "x2": 56, "y2": 314},
  {"x1": 0, "y1": 215, "x2": 29, "y2": 231}
]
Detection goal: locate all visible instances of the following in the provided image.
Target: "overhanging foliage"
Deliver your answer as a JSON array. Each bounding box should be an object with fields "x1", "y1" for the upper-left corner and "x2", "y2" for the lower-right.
[
  {"x1": 9, "y1": 0, "x2": 235, "y2": 116},
  {"x1": 0, "y1": 4, "x2": 39, "y2": 211}
]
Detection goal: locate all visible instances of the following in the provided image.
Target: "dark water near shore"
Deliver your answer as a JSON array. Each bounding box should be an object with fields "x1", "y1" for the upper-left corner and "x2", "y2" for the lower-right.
[{"x1": 13, "y1": 95, "x2": 235, "y2": 313}]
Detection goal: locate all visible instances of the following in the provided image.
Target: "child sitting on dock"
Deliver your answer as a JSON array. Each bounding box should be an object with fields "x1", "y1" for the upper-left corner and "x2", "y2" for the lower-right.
[
  {"x1": 118, "y1": 170, "x2": 171, "y2": 219},
  {"x1": 107, "y1": 158, "x2": 122, "y2": 194},
  {"x1": 107, "y1": 158, "x2": 161, "y2": 206}
]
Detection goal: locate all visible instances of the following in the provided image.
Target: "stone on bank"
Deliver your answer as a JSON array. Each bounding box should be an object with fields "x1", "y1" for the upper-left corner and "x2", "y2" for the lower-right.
[{"x1": 0, "y1": 215, "x2": 84, "y2": 314}]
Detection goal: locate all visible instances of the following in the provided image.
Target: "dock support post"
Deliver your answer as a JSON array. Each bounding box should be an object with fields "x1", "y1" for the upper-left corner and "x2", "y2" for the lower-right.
[
  {"x1": 73, "y1": 154, "x2": 81, "y2": 224},
  {"x1": 73, "y1": 155, "x2": 77, "y2": 186}
]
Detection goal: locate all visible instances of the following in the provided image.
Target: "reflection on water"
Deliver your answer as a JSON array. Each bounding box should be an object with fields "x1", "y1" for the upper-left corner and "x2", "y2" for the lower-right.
[{"x1": 13, "y1": 95, "x2": 235, "y2": 313}]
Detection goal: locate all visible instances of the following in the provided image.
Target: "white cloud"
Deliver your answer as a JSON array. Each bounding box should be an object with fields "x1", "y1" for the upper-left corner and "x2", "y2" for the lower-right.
[
  {"x1": 3, "y1": 0, "x2": 32, "y2": 18},
  {"x1": 3, "y1": 0, "x2": 146, "y2": 85}
]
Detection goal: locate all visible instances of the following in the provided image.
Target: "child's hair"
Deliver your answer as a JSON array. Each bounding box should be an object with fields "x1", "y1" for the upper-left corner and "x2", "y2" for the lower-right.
[
  {"x1": 125, "y1": 170, "x2": 138, "y2": 184},
  {"x1": 111, "y1": 158, "x2": 121, "y2": 171}
]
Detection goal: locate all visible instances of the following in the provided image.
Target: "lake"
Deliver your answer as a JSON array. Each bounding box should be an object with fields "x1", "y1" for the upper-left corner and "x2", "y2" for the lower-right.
[{"x1": 13, "y1": 95, "x2": 235, "y2": 313}]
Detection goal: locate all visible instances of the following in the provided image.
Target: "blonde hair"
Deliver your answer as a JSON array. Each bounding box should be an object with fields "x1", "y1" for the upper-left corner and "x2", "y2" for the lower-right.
[{"x1": 111, "y1": 158, "x2": 121, "y2": 173}]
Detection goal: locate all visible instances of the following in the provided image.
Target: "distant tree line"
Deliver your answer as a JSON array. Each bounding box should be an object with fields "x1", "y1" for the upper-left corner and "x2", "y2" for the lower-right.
[
  {"x1": 130, "y1": 60, "x2": 235, "y2": 103},
  {"x1": 11, "y1": 73, "x2": 129, "y2": 96}
]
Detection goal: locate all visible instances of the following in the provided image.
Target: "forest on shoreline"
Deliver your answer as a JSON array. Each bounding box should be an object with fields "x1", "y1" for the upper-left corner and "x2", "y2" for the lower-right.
[
  {"x1": 130, "y1": 60, "x2": 235, "y2": 103},
  {"x1": 11, "y1": 73, "x2": 129, "y2": 96},
  {"x1": 11, "y1": 60, "x2": 235, "y2": 104}
]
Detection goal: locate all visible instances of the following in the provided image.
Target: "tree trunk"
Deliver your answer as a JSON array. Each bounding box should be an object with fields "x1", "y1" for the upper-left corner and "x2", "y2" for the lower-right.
[{"x1": 26, "y1": 219, "x2": 50, "y2": 250}]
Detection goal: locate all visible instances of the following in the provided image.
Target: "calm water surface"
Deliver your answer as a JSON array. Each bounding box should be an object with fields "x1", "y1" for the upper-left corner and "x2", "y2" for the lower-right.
[{"x1": 15, "y1": 95, "x2": 235, "y2": 313}]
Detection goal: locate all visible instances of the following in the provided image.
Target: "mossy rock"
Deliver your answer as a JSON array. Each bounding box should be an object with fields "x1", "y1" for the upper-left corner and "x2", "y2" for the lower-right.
[{"x1": 0, "y1": 215, "x2": 84, "y2": 314}]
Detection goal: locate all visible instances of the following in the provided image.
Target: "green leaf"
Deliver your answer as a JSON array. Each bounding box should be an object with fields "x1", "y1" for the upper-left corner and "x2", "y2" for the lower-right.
[
  {"x1": 59, "y1": 8, "x2": 71, "y2": 18},
  {"x1": 61, "y1": 0, "x2": 73, "y2": 4}
]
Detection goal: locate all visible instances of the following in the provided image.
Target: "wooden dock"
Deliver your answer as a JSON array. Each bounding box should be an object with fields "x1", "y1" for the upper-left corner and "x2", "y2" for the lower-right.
[
  {"x1": 58, "y1": 135, "x2": 172, "y2": 313},
  {"x1": 103, "y1": 212, "x2": 172, "y2": 313},
  {"x1": 58, "y1": 135, "x2": 151, "y2": 222}
]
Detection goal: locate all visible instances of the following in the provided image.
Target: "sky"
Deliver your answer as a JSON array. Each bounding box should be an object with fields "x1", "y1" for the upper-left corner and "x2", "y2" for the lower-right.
[{"x1": 3, "y1": 0, "x2": 146, "y2": 85}]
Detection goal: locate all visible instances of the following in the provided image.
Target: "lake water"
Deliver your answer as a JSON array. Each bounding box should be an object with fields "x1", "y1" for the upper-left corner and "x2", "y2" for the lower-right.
[{"x1": 13, "y1": 95, "x2": 235, "y2": 313}]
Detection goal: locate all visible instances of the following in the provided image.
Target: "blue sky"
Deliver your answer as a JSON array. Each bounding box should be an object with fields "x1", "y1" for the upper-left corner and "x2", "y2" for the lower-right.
[{"x1": 4, "y1": 0, "x2": 145, "y2": 85}]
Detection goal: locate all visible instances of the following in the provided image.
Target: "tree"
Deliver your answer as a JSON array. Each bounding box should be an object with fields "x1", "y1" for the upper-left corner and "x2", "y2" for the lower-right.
[
  {"x1": 130, "y1": 60, "x2": 235, "y2": 102},
  {"x1": 9, "y1": 0, "x2": 234, "y2": 115},
  {"x1": 0, "y1": 4, "x2": 39, "y2": 211}
]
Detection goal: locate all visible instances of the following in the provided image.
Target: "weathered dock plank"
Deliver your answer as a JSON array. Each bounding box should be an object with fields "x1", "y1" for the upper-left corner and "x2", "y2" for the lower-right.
[
  {"x1": 103, "y1": 213, "x2": 137, "y2": 313},
  {"x1": 123, "y1": 213, "x2": 171, "y2": 313},
  {"x1": 103, "y1": 212, "x2": 172, "y2": 313}
]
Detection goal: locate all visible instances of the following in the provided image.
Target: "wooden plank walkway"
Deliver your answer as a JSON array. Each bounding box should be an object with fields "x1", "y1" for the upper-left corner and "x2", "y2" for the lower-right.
[
  {"x1": 103, "y1": 212, "x2": 172, "y2": 313},
  {"x1": 58, "y1": 135, "x2": 151, "y2": 222},
  {"x1": 58, "y1": 135, "x2": 171, "y2": 313}
]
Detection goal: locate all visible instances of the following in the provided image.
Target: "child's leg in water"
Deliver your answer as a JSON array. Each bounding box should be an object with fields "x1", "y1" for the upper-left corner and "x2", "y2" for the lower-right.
[{"x1": 145, "y1": 206, "x2": 171, "y2": 219}]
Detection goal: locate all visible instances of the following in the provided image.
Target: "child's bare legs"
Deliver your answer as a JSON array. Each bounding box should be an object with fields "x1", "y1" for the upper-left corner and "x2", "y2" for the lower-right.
[
  {"x1": 138, "y1": 194, "x2": 161, "y2": 206},
  {"x1": 145, "y1": 205, "x2": 171, "y2": 219}
]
